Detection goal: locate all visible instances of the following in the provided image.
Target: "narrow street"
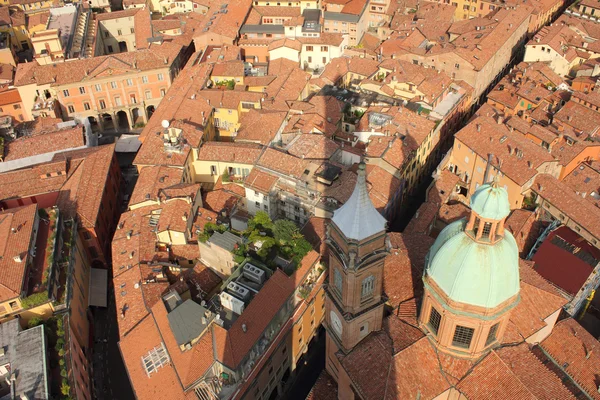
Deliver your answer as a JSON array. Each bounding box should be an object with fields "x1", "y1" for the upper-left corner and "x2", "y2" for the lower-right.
[
  {"x1": 92, "y1": 284, "x2": 135, "y2": 400},
  {"x1": 281, "y1": 328, "x2": 326, "y2": 400}
]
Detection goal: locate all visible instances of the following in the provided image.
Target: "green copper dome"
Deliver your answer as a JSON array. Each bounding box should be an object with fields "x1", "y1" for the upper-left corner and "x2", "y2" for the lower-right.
[
  {"x1": 425, "y1": 219, "x2": 520, "y2": 309},
  {"x1": 470, "y1": 183, "x2": 511, "y2": 220}
]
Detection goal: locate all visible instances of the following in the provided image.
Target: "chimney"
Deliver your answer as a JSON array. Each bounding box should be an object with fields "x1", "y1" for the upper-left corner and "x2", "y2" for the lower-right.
[
  {"x1": 496, "y1": 115, "x2": 503, "y2": 124},
  {"x1": 13, "y1": 255, "x2": 22, "y2": 263},
  {"x1": 127, "y1": 230, "x2": 132, "y2": 239},
  {"x1": 129, "y1": 251, "x2": 134, "y2": 259},
  {"x1": 242, "y1": 323, "x2": 247, "y2": 333},
  {"x1": 476, "y1": 124, "x2": 481, "y2": 132}
]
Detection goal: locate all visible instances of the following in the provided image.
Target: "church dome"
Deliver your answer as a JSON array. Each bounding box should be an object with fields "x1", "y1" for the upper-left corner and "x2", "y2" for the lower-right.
[
  {"x1": 470, "y1": 183, "x2": 511, "y2": 220},
  {"x1": 425, "y1": 219, "x2": 520, "y2": 309}
]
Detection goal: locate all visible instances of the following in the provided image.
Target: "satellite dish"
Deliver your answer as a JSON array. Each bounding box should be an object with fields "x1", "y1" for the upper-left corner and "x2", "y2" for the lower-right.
[{"x1": 161, "y1": 120, "x2": 170, "y2": 129}]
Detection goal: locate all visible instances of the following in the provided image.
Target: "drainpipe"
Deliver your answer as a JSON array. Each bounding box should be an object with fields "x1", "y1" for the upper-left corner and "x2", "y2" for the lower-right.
[{"x1": 483, "y1": 153, "x2": 494, "y2": 184}]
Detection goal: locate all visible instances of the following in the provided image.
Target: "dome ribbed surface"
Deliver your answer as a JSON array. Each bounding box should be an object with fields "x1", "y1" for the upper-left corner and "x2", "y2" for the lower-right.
[
  {"x1": 470, "y1": 183, "x2": 511, "y2": 220},
  {"x1": 426, "y1": 219, "x2": 520, "y2": 309}
]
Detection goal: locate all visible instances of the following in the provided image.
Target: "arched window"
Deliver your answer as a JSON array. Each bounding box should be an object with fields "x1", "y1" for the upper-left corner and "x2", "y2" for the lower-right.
[
  {"x1": 334, "y1": 269, "x2": 342, "y2": 295},
  {"x1": 361, "y1": 275, "x2": 375, "y2": 299}
]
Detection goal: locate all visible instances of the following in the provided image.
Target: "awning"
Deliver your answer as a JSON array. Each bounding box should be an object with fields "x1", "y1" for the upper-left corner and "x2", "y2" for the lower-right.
[{"x1": 89, "y1": 268, "x2": 108, "y2": 307}]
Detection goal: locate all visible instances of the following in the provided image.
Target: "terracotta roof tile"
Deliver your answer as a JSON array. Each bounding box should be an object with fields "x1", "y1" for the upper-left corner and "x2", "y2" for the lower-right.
[
  {"x1": 196, "y1": 142, "x2": 264, "y2": 164},
  {"x1": 457, "y1": 351, "x2": 537, "y2": 400},
  {"x1": 456, "y1": 116, "x2": 555, "y2": 186},
  {"x1": 541, "y1": 318, "x2": 600, "y2": 399},
  {"x1": 383, "y1": 232, "x2": 433, "y2": 308},
  {"x1": 55, "y1": 144, "x2": 117, "y2": 229},
  {"x1": 156, "y1": 198, "x2": 192, "y2": 234},
  {"x1": 0, "y1": 88, "x2": 20, "y2": 107},
  {"x1": 236, "y1": 110, "x2": 287, "y2": 145},
  {"x1": 211, "y1": 60, "x2": 245, "y2": 77},
  {"x1": 114, "y1": 264, "x2": 154, "y2": 337},
  {"x1": 202, "y1": 184, "x2": 243, "y2": 215},
  {"x1": 244, "y1": 168, "x2": 278, "y2": 194},
  {"x1": 306, "y1": 370, "x2": 338, "y2": 400},
  {"x1": 340, "y1": 330, "x2": 393, "y2": 399},
  {"x1": 151, "y1": 299, "x2": 215, "y2": 388},
  {"x1": 214, "y1": 270, "x2": 295, "y2": 368},
  {"x1": 0, "y1": 204, "x2": 37, "y2": 302},
  {"x1": 287, "y1": 134, "x2": 339, "y2": 160},
  {"x1": 495, "y1": 344, "x2": 576, "y2": 400},
  {"x1": 0, "y1": 160, "x2": 68, "y2": 201},
  {"x1": 385, "y1": 337, "x2": 453, "y2": 400},
  {"x1": 15, "y1": 42, "x2": 182, "y2": 86},
  {"x1": 3, "y1": 126, "x2": 85, "y2": 161},
  {"x1": 257, "y1": 147, "x2": 309, "y2": 179},
  {"x1": 532, "y1": 174, "x2": 600, "y2": 240},
  {"x1": 119, "y1": 315, "x2": 186, "y2": 400}
]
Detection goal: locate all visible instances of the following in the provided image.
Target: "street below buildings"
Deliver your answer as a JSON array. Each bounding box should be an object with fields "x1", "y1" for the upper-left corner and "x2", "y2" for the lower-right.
[
  {"x1": 281, "y1": 327, "x2": 326, "y2": 400},
  {"x1": 92, "y1": 284, "x2": 135, "y2": 400}
]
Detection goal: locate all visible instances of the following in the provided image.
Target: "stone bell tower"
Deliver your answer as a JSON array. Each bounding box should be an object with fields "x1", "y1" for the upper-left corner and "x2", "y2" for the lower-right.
[{"x1": 324, "y1": 162, "x2": 389, "y2": 372}]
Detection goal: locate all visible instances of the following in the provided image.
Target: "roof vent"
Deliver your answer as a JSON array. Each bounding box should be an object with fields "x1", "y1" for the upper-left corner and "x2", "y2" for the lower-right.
[{"x1": 242, "y1": 323, "x2": 247, "y2": 333}]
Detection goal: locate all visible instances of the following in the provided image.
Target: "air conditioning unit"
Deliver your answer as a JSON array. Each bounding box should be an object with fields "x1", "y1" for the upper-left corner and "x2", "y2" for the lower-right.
[
  {"x1": 220, "y1": 291, "x2": 245, "y2": 315},
  {"x1": 227, "y1": 282, "x2": 250, "y2": 301},
  {"x1": 243, "y1": 264, "x2": 265, "y2": 284}
]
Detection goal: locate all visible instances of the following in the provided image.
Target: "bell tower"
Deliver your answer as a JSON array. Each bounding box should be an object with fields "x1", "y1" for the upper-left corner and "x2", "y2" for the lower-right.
[{"x1": 324, "y1": 163, "x2": 389, "y2": 360}]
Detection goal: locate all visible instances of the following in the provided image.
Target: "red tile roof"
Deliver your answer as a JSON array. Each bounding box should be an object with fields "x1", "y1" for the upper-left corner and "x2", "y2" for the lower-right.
[
  {"x1": 495, "y1": 344, "x2": 576, "y2": 400},
  {"x1": 214, "y1": 269, "x2": 295, "y2": 368},
  {"x1": 236, "y1": 110, "x2": 287, "y2": 145},
  {"x1": 306, "y1": 370, "x2": 338, "y2": 400},
  {"x1": 15, "y1": 42, "x2": 182, "y2": 86},
  {"x1": 55, "y1": 144, "x2": 117, "y2": 228},
  {"x1": 129, "y1": 166, "x2": 183, "y2": 205},
  {"x1": 456, "y1": 116, "x2": 555, "y2": 186},
  {"x1": 457, "y1": 351, "x2": 537, "y2": 400},
  {"x1": 257, "y1": 147, "x2": 309, "y2": 179},
  {"x1": 0, "y1": 204, "x2": 37, "y2": 302},
  {"x1": 533, "y1": 174, "x2": 600, "y2": 240},
  {"x1": 119, "y1": 315, "x2": 186, "y2": 400},
  {"x1": 3, "y1": 126, "x2": 85, "y2": 161},
  {"x1": 0, "y1": 89, "x2": 21, "y2": 107},
  {"x1": 196, "y1": 142, "x2": 264, "y2": 164},
  {"x1": 151, "y1": 298, "x2": 215, "y2": 388},
  {"x1": 287, "y1": 134, "x2": 340, "y2": 160},
  {"x1": 244, "y1": 168, "x2": 278, "y2": 194},
  {"x1": 541, "y1": 318, "x2": 600, "y2": 400}
]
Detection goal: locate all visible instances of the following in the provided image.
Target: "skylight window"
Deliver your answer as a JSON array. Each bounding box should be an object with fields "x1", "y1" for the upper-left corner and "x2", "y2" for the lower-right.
[{"x1": 142, "y1": 343, "x2": 170, "y2": 377}]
